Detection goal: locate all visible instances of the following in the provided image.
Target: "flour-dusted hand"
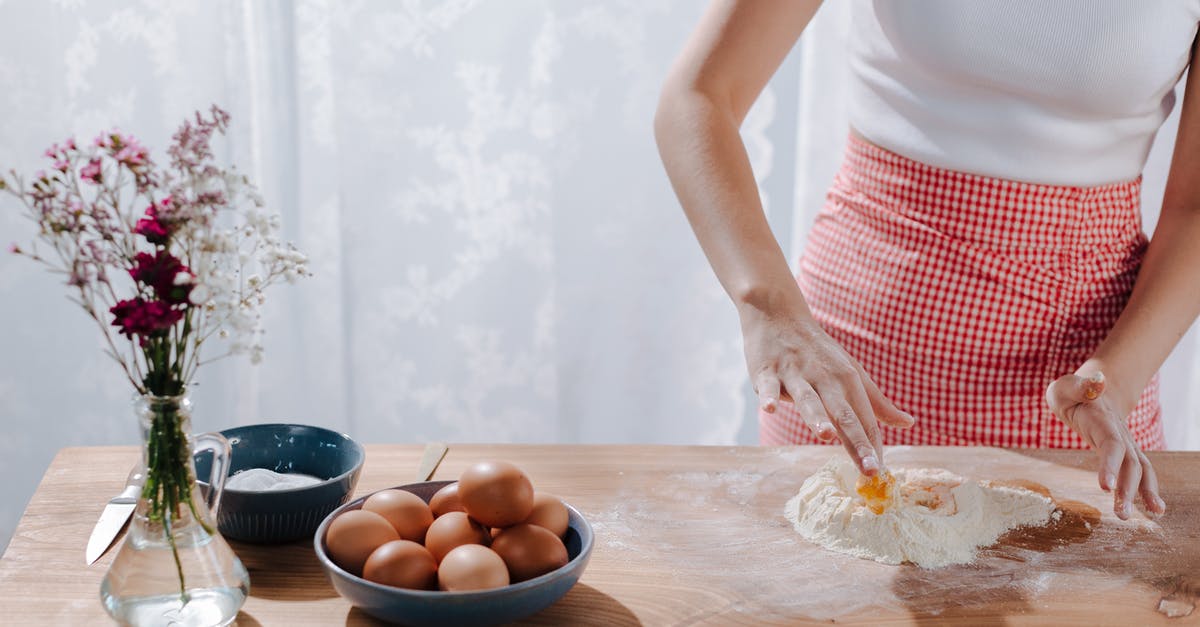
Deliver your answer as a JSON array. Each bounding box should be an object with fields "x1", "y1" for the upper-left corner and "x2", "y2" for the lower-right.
[
  {"x1": 739, "y1": 299, "x2": 914, "y2": 475},
  {"x1": 1046, "y1": 372, "x2": 1166, "y2": 519}
]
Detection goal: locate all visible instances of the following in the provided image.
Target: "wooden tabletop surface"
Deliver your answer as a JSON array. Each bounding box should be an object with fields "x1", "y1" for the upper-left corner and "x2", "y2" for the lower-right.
[{"x1": 1, "y1": 444, "x2": 1198, "y2": 626}]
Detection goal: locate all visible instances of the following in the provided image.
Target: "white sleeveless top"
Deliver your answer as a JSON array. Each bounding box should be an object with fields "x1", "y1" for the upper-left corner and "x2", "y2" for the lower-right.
[{"x1": 848, "y1": 0, "x2": 1200, "y2": 186}]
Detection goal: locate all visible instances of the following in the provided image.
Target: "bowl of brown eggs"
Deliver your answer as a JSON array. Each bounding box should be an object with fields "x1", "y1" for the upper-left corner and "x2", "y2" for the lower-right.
[{"x1": 313, "y1": 460, "x2": 594, "y2": 626}]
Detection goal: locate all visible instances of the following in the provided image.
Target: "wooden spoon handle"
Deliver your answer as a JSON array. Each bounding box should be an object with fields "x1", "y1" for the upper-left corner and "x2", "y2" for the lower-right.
[{"x1": 415, "y1": 442, "x2": 449, "y2": 482}]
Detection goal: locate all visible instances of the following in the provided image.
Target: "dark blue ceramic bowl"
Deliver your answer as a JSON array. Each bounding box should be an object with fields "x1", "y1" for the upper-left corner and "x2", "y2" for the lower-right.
[
  {"x1": 314, "y1": 480, "x2": 594, "y2": 627},
  {"x1": 194, "y1": 423, "x2": 365, "y2": 544}
]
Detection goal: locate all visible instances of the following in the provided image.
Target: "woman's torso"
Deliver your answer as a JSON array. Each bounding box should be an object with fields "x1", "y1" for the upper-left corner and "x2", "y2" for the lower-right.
[{"x1": 848, "y1": 0, "x2": 1200, "y2": 186}]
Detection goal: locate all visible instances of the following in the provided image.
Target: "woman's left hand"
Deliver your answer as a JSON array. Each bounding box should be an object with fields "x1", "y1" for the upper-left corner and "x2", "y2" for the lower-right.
[{"x1": 1046, "y1": 372, "x2": 1166, "y2": 520}]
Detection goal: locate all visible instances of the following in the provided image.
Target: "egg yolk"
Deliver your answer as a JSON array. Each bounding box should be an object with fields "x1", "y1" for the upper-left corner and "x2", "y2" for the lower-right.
[{"x1": 855, "y1": 470, "x2": 897, "y2": 515}]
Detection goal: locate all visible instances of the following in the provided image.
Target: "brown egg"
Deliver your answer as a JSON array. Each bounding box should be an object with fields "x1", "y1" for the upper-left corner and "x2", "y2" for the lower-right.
[
  {"x1": 362, "y1": 540, "x2": 438, "y2": 590},
  {"x1": 437, "y1": 545, "x2": 510, "y2": 591},
  {"x1": 490, "y1": 523, "x2": 569, "y2": 582},
  {"x1": 363, "y1": 489, "x2": 434, "y2": 543},
  {"x1": 524, "y1": 492, "x2": 569, "y2": 538},
  {"x1": 425, "y1": 511, "x2": 491, "y2": 563},
  {"x1": 324, "y1": 509, "x2": 401, "y2": 576},
  {"x1": 430, "y1": 482, "x2": 465, "y2": 517},
  {"x1": 458, "y1": 461, "x2": 534, "y2": 528}
]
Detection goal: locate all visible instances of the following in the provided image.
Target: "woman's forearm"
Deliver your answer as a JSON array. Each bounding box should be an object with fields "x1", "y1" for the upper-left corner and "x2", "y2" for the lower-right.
[
  {"x1": 1083, "y1": 39, "x2": 1200, "y2": 408},
  {"x1": 654, "y1": 87, "x2": 810, "y2": 319},
  {"x1": 1083, "y1": 204, "x2": 1200, "y2": 403},
  {"x1": 654, "y1": 0, "x2": 820, "y2": 318}
]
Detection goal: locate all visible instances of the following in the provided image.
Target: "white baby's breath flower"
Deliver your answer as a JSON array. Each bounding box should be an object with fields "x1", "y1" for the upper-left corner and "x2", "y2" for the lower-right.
[{"x1": 188, "y1": 283, "x2": 210, "y2": 305}]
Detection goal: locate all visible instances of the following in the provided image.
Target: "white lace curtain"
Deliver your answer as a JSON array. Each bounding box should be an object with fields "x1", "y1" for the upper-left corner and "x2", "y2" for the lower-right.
[{"x1": 0, "y1": 1, "x2": 1195, "y2": 553}]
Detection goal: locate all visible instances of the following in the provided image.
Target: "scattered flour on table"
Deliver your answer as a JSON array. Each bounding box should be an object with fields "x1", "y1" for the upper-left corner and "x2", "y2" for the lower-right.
[{"x1": 785, "y1": 459, "x2": 1054, "y2": 568}]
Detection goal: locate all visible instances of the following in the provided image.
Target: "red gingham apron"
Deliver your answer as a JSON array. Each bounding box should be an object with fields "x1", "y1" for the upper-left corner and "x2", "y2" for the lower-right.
[{"x1": 760, "y1": 134, "x2": 1166, "y2": 450}]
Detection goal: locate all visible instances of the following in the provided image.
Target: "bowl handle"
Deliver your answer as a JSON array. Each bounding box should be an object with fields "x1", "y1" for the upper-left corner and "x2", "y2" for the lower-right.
[{"x1": 192, "y1": 432, "x2": 232, "y2": 517}]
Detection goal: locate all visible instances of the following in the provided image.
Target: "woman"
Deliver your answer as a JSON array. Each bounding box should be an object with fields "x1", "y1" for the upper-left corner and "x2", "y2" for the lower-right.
[{"x1": 655, "y1": 0, "x2": 1200, "y2": 519}]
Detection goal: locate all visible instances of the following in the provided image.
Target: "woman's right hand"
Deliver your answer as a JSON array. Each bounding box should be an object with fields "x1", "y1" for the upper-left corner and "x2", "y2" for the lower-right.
[{"x1": 740, "y1": 300, "x2": 915, "y2": 475}]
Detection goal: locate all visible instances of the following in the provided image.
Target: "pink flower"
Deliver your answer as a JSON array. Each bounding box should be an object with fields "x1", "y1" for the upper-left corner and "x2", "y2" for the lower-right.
[
  {"x1": 116, "y1": 144, "x2": 149, "y2": 167},
  {"x1": 109, "y1": 297, "x2": 183, "y2": 341},
  {"x1": 53, "y1": 159, "x2": 69, "y2": 172},
  {"x1": 129, "y1": 250, "x2": 193, "y2": 304},
  {"x1": 7, "y1": 243, "x2": 19, "y2": 255},
  {"x1": 43, "y1": 144, "x2": 59, "y2": 158},
  {"x1": 80, "y1": 159, "x2": 102, "y2": 184},
  {"x1": 65, "y1": 137, "x2": 77, "y2": 151},
  {"x1": 102, "y1": 133, "x2": 150, "y2": 168}
]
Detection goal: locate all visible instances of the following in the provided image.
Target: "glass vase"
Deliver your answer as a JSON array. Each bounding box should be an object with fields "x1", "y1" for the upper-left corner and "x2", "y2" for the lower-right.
[{"x1": 100, "y1": 393, "x2": 250, "y2": 626}]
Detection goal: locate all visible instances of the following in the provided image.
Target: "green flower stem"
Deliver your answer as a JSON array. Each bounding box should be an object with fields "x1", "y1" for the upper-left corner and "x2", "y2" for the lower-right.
[{"x1": 140, "y1": 395, "x2": 213, "y2": 604}]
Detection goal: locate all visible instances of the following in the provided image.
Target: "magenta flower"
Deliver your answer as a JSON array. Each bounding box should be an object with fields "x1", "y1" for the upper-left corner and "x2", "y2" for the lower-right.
[
  {"x1": 129, "y1": 250, "x2": 193, "y2": 304},
  {"x1": 135, "y1": 217, "x2": 169, "y2": 244},
  {"x1": 80, "y1": 159, "x2": 102, "y2": 184},
  {"x1": 134, "y1": 197, "x2": 175, "y2": 245},
  {"x1": 109, "y1": 297, "x2": 182, "y2": 341}
]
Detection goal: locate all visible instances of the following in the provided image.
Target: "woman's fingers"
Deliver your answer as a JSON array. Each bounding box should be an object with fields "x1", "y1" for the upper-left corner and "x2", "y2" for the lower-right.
[
  {"x1": 754, "y1": 371, "x2": 781, "y2": 414},
  {"x1": 826, "y1": 402, "x2": 880, "y2": 475},
  {"x1": 820, "y1": 379, "x2": 884, "y2": 475},
  {"x1": 1061, "y1": 390, "x2": 1163, "y2": 519},
  {"x1": 1115, "y1": 445, "x2": 1143, "y2": 520},
  {"x1": 781, "y1": 375, "x2": 835, "y2": 440},
  {"x1": 1094, "y1": 418, "x2": 1125, "y2": 492},
  {"x1": 858, "y1": 367, "x2": 915, "y2": 428},
  {"x1": 1136, "y1": 450, "x2": 1166, "y2": 516},
  {"x1": 1046, "y1": 372, "x2": 1106, "y2": 412}
]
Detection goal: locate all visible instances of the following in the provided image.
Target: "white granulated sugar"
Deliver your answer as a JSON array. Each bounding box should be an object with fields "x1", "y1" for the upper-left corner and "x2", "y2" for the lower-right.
[{"x1": 785, "y1": 459, "x2": 1054, "y2": 568}]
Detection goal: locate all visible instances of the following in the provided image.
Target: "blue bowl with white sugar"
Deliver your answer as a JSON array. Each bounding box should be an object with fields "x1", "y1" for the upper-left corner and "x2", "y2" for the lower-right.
[{"x1": 194, "y1": 423, "x2": 365, "y2": 544}]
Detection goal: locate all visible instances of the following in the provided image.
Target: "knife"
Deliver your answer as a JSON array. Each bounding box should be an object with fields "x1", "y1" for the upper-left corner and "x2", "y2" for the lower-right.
[{"x1": 86, "y1": 464, "x2": 143, "y2": 565}]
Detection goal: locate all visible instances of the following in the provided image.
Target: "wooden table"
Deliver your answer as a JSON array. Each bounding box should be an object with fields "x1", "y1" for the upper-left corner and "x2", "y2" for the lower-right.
[{"x1": 1, "y1": 444, "x2": 1198, "y2": 625}]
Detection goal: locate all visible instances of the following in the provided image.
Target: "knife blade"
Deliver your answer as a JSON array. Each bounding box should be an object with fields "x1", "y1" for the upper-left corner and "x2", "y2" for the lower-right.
[{"x1": 86, "y1": 464, "x2": 143, "y2": 565}]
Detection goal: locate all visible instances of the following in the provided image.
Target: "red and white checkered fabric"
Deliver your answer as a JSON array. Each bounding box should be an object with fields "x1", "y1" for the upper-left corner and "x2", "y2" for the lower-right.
[{"x1": 760, "y1": 134, "x2": 1166, "y2": 450}]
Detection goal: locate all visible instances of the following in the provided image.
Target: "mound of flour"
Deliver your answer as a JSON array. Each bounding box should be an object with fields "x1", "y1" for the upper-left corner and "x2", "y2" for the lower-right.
[{"x1": 785, "y1": 459, "x2": 1054, "y2": 568}]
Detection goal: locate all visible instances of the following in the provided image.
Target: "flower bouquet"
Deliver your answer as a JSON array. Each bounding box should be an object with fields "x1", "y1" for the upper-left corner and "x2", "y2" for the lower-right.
[{"x1": 2, "y1": 106, "x2": 308, "y2": 624}]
